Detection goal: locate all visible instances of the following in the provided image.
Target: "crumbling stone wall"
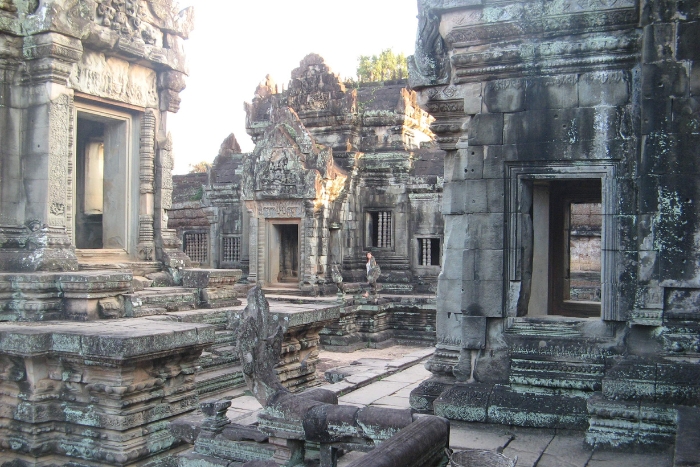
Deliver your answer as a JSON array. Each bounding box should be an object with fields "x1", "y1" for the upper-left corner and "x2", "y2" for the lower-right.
[
  {"x1": 171, "y1": 56, "x2": 445, "y2": 293},
  {"x1": 408, "y1": 0, "x2": 700, "y2": 447}
]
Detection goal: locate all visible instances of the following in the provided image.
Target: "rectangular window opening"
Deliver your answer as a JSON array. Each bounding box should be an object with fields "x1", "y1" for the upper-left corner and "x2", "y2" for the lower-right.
[
  {"x1": 222, "y1": 236, "x2": 241, "y2": 263},
  {"x1": 366, "y1": 211, "x2": 392, "y2": 248},
  {"x1": 418, "y1": 237, "x2": 441, "y2": 266},
  {"x1": 184, "y1": 231, "x2": 209, "y2": 264}
]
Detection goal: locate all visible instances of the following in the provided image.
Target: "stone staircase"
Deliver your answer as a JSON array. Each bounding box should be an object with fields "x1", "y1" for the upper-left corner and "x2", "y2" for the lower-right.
[
  {"x1": 586, "y1": 357, "x2": 700, "y2": 449},
  {"x1": 343, "y1": 253, "x2": 413, "y2": 289},
  {"x1": 429, "y1": 318, "x2": 621, "y2": 429},
  {"x1": 134, "y1": 269, "x2": 247, "y2": 399}
]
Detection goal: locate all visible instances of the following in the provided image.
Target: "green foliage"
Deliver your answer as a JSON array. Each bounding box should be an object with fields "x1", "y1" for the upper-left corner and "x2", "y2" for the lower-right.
[
  {"x1": 188, "y1": 161, "x2": 211, "y2": 173},
  {"x1": 190, "y1": 186, "x2": 204, "y2": 201},
  {"x1": 356, "y1": 49, "x2": 408, "y2": 83}
]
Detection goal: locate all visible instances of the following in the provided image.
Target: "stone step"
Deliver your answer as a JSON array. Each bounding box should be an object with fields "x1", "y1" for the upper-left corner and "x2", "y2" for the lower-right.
[
  {"x1": 509, "y1": 358, "x2": 605, "y2": 391},
  {"x1": 182, "y1": 268, "x2": 243, "y2": 288},
  {"x1": 433, "y1": 383, "x2": 590, "y2": 429},
  {"x1": 124, "y1": 287, "x2": 198, "y2": 317},
  {"x1": 601, "y1": 357, "x2": 700, "y2": 405},
  {"x1": 196, "y1": 364, "x2": 246, "y2": 398},
  {"x1": 215, "y1": 330, "x2": 236, "y2": 346},
  {"x1": 262, "y1": 286, "x2": 301, "y2": 296},
  {"x1": 132, "y1": 275, "x2": 154, "y2": 291},
  {"x1": 504, "y1": 317, "x2": 585, "y2": 338},
  {"x1": 586, "y1": 393, "x2": 677, "y2": 448},
  {"x1": 198, "y1": 351, "x2": 238, "y2": 371}
]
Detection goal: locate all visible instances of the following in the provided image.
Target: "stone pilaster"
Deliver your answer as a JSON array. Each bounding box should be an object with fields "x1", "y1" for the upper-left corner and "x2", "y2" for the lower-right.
[
  {"x1": 137, "y1": 109, "x2": 157, "y2": 261},
  {"x1": 0, "y1": 32, "x2": 82, "y2": 272},
  {"x1": 155, "y1": 132, "x2": 191, "y2": 271}
]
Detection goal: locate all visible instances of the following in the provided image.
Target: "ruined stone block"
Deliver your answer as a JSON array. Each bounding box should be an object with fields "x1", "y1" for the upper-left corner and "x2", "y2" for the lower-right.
[
  {"x1": 482, "y1": 146, "x2": 505, "y2": 179},
  {"x1": 434, "y1": 383, "x2": 492, "y2": 422},
  {"x1": 462, "y1": 280, "x2": 503, "y2": 317},
  {"x1": 437, "y1": 279, "x2": 463, "y2": 318},
  {"x1": 484, "y1": 78, "x2": 525, "y2": 113},
  {"x1": 465, "y1": 213, "x2": 504, "y2": 250},
  {"x1": 678, "y1": 21, "x2": 700, "y2": 61},
  {"x1": 443, "y1": 180, "x2": 468, "y2": 214},
  {"x1": 643, "y1": 23, "x2": 676, "y2": 63},
  {"x1": 642, "y1": 62, "x2": 689, "y2": 99},
  {"x1": 461, "y1": 316, "x2": 487, "y2": 349},
  {"x1": 579, "y1": 70, "x2": 630, "y2": 107},
  {"x1": 443, "y1": 215, "x2": 469, "y2": 249},
  {"x1": 526, "y1": 75, "x2": 578, "y2": 110},
  {"x1": 469, "y1": 113, "x2": 503, "y2": 146},
  {"x1": 463, "y1": 179, "x2": 488, "y2": 213},
  {"x1": 474, "y1": 249, "x2": 503, "y2": 282}
]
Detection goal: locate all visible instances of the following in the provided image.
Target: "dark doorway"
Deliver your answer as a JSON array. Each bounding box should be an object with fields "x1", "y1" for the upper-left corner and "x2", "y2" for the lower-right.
[
  {"x1": 548, "y1": 179, "x2": 602, "y2": 317},
  {"x1": 277, "y1": 224, "x2": 299, "y2": 283},
  {"x1": 75, "y1": 117, "x2": 105, "y2": 249}
]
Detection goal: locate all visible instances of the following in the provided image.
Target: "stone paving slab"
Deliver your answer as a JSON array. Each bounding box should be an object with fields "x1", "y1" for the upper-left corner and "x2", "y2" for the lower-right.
[
  {"x1": 339, "y1": 380, "x2": 411, "y2": 405},
  {"x1": 228, "y1": 395, "x2": 262, "y2": 411},
  {"x1": 535, "y1": 431, "x2": 592, "y2": 467},
  {"x1": 502, "y1": 427, "x2": 556, "y2": 467},
  {"x1": 323, "y1": 347, "x2": 434, "y2": 396},
  {"x1": 450, "y1": 421, "x2": 515, "y2": 451}
]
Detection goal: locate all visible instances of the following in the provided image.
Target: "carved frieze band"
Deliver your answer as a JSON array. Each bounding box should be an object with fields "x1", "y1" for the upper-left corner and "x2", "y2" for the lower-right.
[
  {"x1": 444, "y1": 2, "x2": 637, "y2": 47},
  {"x1": 256, "y1": 201, "x2": 304, "y2": 219},
  {"x1": 451, "y1": 30, "x2": 640, "y2": 82}
]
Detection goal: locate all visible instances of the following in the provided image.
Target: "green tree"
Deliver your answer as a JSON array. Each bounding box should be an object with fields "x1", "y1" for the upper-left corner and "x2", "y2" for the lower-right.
[{"x1": 356, "y1": 49, "x2": 408, "y2": 83}]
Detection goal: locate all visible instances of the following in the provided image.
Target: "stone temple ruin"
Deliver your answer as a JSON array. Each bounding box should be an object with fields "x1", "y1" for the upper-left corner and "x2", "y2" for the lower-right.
[
  {"x1": 0, "y1": 0, "x2": 699, "y2": 465},
  {"x1": 407, "y1": 0, "x2": 700, "y2": 454},
  {"x1": 170, "y1": 54, "x2": 445, "y2": 297}
]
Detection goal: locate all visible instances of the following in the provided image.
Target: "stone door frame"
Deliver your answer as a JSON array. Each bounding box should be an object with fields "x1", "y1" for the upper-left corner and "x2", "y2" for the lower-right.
[
  {"x1": 72, "y1": 101, "x2": 140, "y2": 260},
  {"x1": 505, "y1": 161, "x2": 621, "y2": 321},
  {"x1": 265, "y1": 219, "x2": 301, "y2": 286}
]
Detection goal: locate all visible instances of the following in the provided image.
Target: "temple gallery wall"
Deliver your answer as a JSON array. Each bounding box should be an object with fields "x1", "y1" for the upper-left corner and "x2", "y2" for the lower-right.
[{"x1": 0, "y1": 0, "x2": 698, "y2": 465}]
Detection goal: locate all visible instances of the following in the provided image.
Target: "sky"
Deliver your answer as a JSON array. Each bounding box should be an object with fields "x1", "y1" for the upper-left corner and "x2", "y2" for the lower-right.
[{"x1": 168, "y1": 1, "x2": 419, "y2": 174}]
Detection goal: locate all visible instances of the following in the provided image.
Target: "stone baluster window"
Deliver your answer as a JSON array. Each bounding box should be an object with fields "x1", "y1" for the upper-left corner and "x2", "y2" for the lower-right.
[
  {"x1": 367, "y1": 211, "x2": 392, "y2": 248},
  {"x1": 222, "y1": 236, "x2": 241, "y2": 262},
  {"x1": 418, "y1": 237, "x2": 441, "y2": 266},
  {"x1": 183, "y1": 232, "x2": 208, "y2": 264}
]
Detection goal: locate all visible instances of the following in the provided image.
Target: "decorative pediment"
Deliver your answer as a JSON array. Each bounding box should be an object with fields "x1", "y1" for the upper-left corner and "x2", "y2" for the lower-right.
[{"x1": 243, "y1": 106, "x2": 344, "y2": 202}]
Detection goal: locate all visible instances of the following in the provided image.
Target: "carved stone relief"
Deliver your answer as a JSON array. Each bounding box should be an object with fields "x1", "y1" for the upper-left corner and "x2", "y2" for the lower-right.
[
  {"x1": 70, "y1": 50, "x2": 159, "y2": 108},
  {"x1": 48, "y1": 94, "x2": 73, "y2": 228},
  {"x1": 256, "y1": 201, "x2": 304, "y2": 219}
]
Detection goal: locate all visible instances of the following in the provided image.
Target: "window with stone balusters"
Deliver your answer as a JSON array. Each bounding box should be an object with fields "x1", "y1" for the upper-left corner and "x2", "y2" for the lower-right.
[
  {"x1": 222, "y1": 235, "x2": 241, "y2": 263},
  {"x1": 183, "y1": 231, "x2": 209, "y2": 264},
  {"x1": 417, "y1": 237, "x2": 441, "y2": 266},
  {"x1": 366, "y1": 211, "x2": 392, "y2": 249}
]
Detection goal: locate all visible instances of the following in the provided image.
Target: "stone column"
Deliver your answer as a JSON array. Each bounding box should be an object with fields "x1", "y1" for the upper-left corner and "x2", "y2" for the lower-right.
[{"x1": 0, "y1": 32, "x2": 83, "y2": 272}]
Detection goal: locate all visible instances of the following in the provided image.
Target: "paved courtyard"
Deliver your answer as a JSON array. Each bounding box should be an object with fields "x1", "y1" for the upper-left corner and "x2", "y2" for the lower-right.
[{"x1": 219, "y1": 346, "x2": 676, "y2": 467}]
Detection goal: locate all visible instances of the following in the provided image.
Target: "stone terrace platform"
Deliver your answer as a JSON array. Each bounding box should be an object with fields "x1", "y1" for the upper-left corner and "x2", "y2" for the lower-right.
[{"x1": 185, "y1": 349, "x2": 680, "y2": 467}]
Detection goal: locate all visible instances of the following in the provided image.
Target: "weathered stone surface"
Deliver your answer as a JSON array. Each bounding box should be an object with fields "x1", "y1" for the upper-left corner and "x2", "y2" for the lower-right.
[
  {"x1": 0, "y1": 318, "x2": 214, "y2": 465},
  {"x1": 410, "y1": 1, "x2": 700, "y2": 450},
  {"x1": 171, "y1": 54, "x2": 443, "y2": 295}
]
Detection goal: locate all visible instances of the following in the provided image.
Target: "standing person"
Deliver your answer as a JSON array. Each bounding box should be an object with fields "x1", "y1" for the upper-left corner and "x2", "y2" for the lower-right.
[{"x1": 364, "y1": 252, "x2": 381, "y2": 298}]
